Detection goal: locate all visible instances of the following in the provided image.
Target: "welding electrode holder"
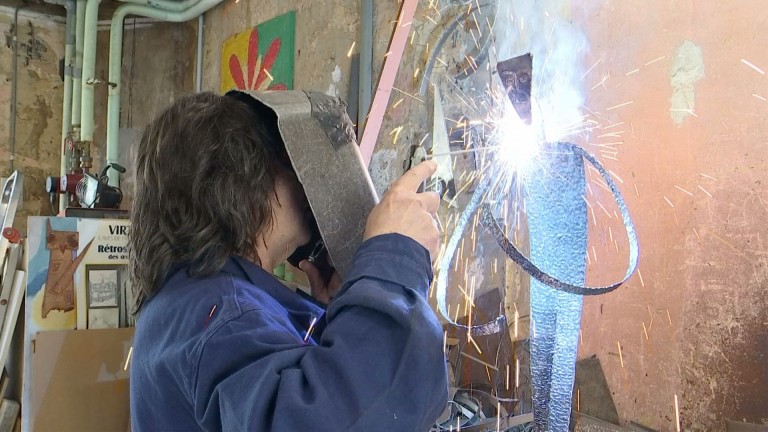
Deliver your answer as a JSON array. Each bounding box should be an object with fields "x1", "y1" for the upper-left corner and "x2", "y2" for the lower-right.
[{"x1": 406, "y1": 144, "x2": 447, "y2": 197}]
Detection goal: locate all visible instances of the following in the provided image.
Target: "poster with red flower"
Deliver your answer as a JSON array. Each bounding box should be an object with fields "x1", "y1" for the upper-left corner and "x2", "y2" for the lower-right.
[{"x1": 220, "y1": 11, "x2": 295, "y2": 93}]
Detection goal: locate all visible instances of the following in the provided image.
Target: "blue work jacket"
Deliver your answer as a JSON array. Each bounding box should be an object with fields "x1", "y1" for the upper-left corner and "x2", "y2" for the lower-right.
[{"x1": 130, "y1": 233, "x2": 449, "y2": 431}]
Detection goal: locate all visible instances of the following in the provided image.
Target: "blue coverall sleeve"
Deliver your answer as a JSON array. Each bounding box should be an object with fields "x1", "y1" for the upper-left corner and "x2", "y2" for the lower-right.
[{"x1": 192, "y1": 234, "x2": 449, "y2": 432}]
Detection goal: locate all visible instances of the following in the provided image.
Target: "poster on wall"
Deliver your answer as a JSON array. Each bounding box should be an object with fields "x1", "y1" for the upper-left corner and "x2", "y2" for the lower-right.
[
  {"x1": 220, "y1": 10, "x2": 296, "y2": 93},
  {"x1": 24, "y1": 217, "x2": 132, "y2": 332},
  {"x1": 22, "y1": 217, "x2": 132, "y2": 431}
]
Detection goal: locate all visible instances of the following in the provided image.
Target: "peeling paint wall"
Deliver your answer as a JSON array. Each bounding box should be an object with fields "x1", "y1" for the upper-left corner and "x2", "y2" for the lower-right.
[
  {"x1": 93, "y1": 21, "x2": 195, "y2": 206},
  {"x1": 0, "y1": 11, "x2": 65, "y2": 232},
  {"x1": 577, "y1": 2, "x2": 768, "y2": 430},
  {"x1": 201, "y1": 1, "x2": 360, "y2": 103},
  {"x1": 0, "y1": 10, "x2": 194, "y2": 230}
]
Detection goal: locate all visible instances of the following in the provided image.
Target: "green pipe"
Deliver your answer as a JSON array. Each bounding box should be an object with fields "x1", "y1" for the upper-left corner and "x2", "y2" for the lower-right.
[
  {"x1": 61, "y1": 1, "x2": 75, "y2": 152},
  {"x1": 79, "y1": 0, "x2": 101, "y2": 172},
  {"x1": 358, "y1": 0, "x2": 373, "y2": 137},
  {"x1": 105, "y1": 0, "x2": 221, "y2": 186},
  {"x1": 116, "y1": 0, "x2": 203, "y2": 9},
  {"x1": 60, "y1": 0, "x2": 76, "y2": 212},
  {"x1": 149, "y1": 0, "x2": 204, "y2": 12},
  {"x1": 71, "y1": 0, "x2": 85, "y2": 128}
]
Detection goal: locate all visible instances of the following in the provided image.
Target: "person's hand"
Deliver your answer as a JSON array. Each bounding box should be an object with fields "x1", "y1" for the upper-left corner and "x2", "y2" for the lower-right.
[
  {"x1": 364, "y1": 161, "x2": 440, "y2": 260},
  {"x1": 299, "y1": 260, "x2": 343, "y2": 305}
]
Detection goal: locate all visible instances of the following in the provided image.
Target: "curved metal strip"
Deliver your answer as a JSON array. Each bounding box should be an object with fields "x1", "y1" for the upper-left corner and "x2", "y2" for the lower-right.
[
  {"x1": 418, "y1": 3, "x2": 495, "y2": 96},
  {"x1": 481, "y1": 142, "x2": 639, "y2": 295},
  {"x1": 436, "y1": 174, "x2": 506, "y2": 336}
]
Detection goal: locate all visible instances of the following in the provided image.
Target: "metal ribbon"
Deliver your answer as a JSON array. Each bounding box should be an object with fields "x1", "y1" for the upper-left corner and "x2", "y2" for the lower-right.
[
  {"x1": 481, "y1": 142, "x2": 639, "y2": 295},
  {"x1": 436, "y1": 141, "x2": 638, "y2": 336},
  {"x1": 436, "y1": 172, "x2": 505, "y2": 336}
]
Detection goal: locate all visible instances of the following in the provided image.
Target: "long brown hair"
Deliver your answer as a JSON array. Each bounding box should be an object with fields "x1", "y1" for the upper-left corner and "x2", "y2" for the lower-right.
[{"x1": 129, "y1": 92, "x2": 291, "y2": 311}]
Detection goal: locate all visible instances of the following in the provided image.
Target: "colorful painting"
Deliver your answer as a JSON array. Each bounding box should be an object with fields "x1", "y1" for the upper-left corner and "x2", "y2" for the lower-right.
[
  {"x1": 220, "y1": 11, "x2": 296, "y2": 93},
  {"x1": 41, "y1": 219, "x2": 92, "y2": 318}
]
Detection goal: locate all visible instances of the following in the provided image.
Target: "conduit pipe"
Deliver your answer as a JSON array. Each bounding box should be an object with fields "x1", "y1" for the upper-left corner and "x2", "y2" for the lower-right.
[
  {"x1": 148, "y1": 0, "x2": 204, "y2": 12},
  {"x1": 71, "y1": 0, "x2": 86, "y2": 132},
  {"x1": 8, "y1": 5, "x2": 27, "y2": 172},
  {"x1": 116, "y1": 0, "x2": 204, "y2": 12},
  {"x1": 196, "y1": 14, "x2": 203, "y2": 92},
  {"x1": 79, "y1": 0, "x2": 101, "y2": 173},
  {"x1": 358, "y1": 0, "x2": 373, "y2": 138},
  {"x1": 80, "y1": 0, "x2": 147, "y2": 175},
  {"x1": 105, "y1": 0, "x2": 221, "y2": 186},
  {"x1": 59, "y1": 0, "x2": 76, "y2": 212}
]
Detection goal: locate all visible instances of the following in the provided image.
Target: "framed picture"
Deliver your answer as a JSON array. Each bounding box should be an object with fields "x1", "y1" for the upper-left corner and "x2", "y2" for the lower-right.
[
  {"x1": 86, "y1": 265, "x2": 120, "y2": 308},
  {"x1": 117, "y1": 266, "x2": 136, "y2": 328},
  {"x1": 87, "y1": 308, "x2": 119, "y2": 329}
]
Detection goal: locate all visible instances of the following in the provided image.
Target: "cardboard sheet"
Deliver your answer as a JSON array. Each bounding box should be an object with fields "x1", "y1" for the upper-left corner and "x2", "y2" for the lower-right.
[{"x1": 29, "y1": 328, "x2": 134, "y2": 432}]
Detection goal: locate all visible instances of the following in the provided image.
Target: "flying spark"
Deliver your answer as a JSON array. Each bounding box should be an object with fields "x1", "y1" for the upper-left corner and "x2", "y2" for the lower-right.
[
  {"x1": 609, "y1": 170, "x2": 624, "y2": 184},
  {"x1": 644, "y1": 55, "x2": 666, "y2": 66},
  {"x1": 617, "y1": 341, "x2": 624, "y2": 368},
  {"x1": 461, "y1": 351, "x2": 497, "y2": 370},
  {"x1": 697, "y1": 185, "x2": 712, "y2": 198},
  {"x1": 741, "y1": 58, "x2": 765, "y2": 75},
  {"x1": 124, "y1": 346, "x2": 134, "y2": 371},
  {"x1": 606, "y1": 100, "x2": 634, "y2": 111},
  {"x1": 392, "y1": 86, "x2": 424, "y2": 102},
  {"x1": 625, "y1": 68, "x2": 640, "y2": 76},
  {"x1": 580, "y1": 58, "x2": 601, "y2": 81},
  {"x1": 303, "y1": 316, "x2": 319, "y2": 342},
  {"x1": 669, "y1": 108, "x2": 698, "y2": 117},
  {"x1": 674, "y1": 185, "x2": 694, "y2": 197},
  {"x1": 591, "y1": 73, "x2": 610, "y2": 91}
]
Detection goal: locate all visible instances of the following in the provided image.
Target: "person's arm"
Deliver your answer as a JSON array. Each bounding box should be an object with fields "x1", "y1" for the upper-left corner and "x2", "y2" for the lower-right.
[{"x1": 192, "y1": 233, "x2": 448, "y2": 432}]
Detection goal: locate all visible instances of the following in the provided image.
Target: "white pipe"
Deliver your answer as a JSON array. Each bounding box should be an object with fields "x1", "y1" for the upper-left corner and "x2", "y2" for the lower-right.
[
  {"x1": 59, "y1": 0, "x2": 75, "y2": 213},
  {"x1": 105, "y1": 0, "x2": 221, "y2": 186},
  {"x1": 195, "y1": 14, "x2": 203, "y2": 92},
  {"x1": 358, "y1": 0, "x2": 373, "y2": 138},
  {"x1": 61, "y1": 0, "x2": 75, "y2": 151},
  {"x1": 97, "y1": 17, "x2": 156, "y2": 31},
  {"x1": 79, "y1": 0, "x2": 101, "y2": 172},
  {"x1": 71, "y1": 0, "x2": 85, "y2": 128},
  {"x1": 117, "y1": 0, "x2": 204, "y2": 11},
  {"x1": 149, "y1": 0, "x2": 204, "y2": 12}
]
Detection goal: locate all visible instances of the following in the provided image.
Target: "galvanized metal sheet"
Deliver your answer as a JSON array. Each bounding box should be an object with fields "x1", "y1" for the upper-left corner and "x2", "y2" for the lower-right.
[{"x1": 237, "y1": 90, "x2": 379, "y2": 279}]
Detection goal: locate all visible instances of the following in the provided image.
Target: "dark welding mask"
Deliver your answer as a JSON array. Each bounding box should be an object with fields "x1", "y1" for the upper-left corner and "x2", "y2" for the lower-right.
[{"x1": 226, "y1": 90, "x2": 379, "y2": 280}]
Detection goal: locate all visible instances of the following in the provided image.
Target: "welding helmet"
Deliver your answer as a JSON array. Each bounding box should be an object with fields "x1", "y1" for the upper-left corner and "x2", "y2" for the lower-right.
[{"x1": 225, "y1": 90, "x2": 379, "y2": 279}]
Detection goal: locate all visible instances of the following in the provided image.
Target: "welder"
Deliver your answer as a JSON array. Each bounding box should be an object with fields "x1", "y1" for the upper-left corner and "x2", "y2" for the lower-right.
[{"x1": 128, "y1": 91, "x2": 449, "y2": 431}]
